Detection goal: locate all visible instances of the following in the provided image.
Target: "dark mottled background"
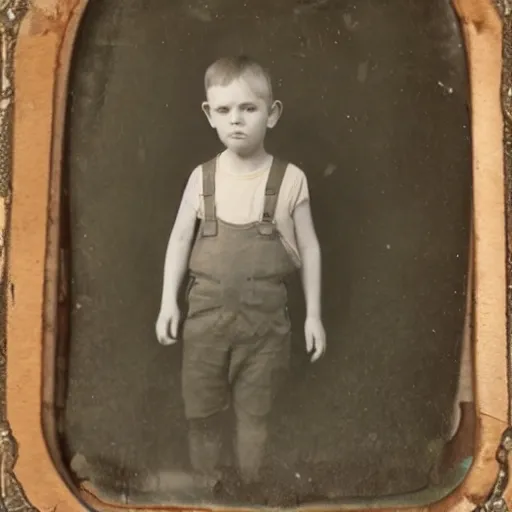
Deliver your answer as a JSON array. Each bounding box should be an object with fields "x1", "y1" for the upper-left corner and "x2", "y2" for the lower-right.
[{"x1": 60, "y1": 0, "x2": 472, "y2": 505}]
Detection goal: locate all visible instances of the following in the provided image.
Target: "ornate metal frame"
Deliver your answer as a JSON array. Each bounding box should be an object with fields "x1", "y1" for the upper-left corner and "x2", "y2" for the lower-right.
[{"x1": 0, "y1": 0, "x2": 509, "y2": 510}]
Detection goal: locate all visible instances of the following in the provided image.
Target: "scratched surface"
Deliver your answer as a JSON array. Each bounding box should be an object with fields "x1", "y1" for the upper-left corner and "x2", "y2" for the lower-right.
[{"x1": 61, "y1": 0, "x2": 472, "y2": 506}]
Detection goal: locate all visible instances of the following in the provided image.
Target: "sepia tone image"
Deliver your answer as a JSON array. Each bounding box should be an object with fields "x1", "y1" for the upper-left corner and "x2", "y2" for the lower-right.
[{"x1": 52, "y1": 0, "x2": 475, "y2": 508}]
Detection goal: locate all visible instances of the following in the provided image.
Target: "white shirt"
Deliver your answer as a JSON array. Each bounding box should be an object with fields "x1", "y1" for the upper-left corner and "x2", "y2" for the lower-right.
[{"x1": 181, "y1": 157, "x2": 310, "y2": 266}]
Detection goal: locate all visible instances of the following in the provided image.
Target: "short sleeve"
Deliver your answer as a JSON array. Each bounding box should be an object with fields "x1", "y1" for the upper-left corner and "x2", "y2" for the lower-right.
[
  {"x1": 287, "y1": 165, "x2": 310, "y2": 214},
  {"x1": 181, "y1": 166, "x2": 202, "y2": 214}
]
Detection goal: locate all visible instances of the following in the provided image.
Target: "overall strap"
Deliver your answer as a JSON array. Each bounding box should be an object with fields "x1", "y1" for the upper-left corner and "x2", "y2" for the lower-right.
[
  {"x1": 201, "y1": 157, "x2": 218, "y2": 237},
  {"x1": 259, "y1": 158, "x2": 288, "y2": 236}
]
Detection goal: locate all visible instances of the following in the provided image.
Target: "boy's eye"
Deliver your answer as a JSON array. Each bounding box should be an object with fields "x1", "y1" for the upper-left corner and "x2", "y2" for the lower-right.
[
  {"x1": 216, "y1": 107, "x2": 229, "y2": 114},
  {"x1": 244, "y1": 105, "x2": 257, "y2": 112}
]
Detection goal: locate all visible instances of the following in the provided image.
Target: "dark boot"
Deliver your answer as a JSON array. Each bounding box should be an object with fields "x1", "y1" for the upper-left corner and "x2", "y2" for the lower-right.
[
  {"x1": 234, "y1": 410, "x2": 268, "y2": 486},
  {"x1": 188, "y1": 416, "x2": 223, "y2": 490}
]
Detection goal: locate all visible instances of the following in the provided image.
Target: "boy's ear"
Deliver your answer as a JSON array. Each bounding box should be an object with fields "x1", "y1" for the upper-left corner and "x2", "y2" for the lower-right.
[
  {"x1": 267, "y1": 100, "x2": 283, "y2": 128},
  {"x1": 202, "y1": 101, "x2": 215, "y2": 127}
]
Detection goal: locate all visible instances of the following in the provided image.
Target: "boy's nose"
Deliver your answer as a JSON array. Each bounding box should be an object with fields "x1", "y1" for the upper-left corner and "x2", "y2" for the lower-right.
[{"x1": 230, "y1": 110, "x2": 243, "y2": 124}]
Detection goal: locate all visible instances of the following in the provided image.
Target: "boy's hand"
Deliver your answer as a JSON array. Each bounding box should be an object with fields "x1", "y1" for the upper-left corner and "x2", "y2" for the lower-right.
[
  {"x1": 304, "y1": 317, "x2": 326, "y2": 362},
  {"x1": 156, "y1": 305, "x2": 181, "y2": 345}
]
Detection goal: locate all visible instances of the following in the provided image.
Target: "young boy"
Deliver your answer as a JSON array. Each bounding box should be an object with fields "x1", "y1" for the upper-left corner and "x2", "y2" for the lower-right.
[{"x1": 155, "y1": 55, "x2": 326, "y2": 495}]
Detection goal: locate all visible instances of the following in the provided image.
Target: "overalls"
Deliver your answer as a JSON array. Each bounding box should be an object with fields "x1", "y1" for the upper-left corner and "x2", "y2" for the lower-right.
[{"x1": 181, "y1": 156, "x2": 298, "y2": 484}]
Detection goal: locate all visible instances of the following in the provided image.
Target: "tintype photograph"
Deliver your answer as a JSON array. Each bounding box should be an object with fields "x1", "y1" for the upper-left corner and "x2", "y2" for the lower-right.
[{"x1": 57, "y1": 0, "x2": 474, "y2": 508}]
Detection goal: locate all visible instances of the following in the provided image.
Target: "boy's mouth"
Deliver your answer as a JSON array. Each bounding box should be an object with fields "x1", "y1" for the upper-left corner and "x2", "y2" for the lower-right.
[{"x1": 229, "y1": 132, "x2": 247, "y2": 139}]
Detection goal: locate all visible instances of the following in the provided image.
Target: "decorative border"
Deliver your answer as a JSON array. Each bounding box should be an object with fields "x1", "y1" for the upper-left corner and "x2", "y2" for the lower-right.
[
  {"x1": 475, "y1": 1, "x2": 512, "y2": 511},
  {"x1": 0, "y1": 1, "x2": 39, "y2": 511},
  {"x1": 0, "y1": 0, "x2": 509, "y2": 511},
  {"x1": 476, "y1": 1, "x2": 512, "y2": 510}
]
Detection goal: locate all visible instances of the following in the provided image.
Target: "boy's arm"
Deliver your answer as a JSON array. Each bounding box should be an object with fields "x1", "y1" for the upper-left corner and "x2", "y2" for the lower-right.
[
  {"x1": 294, "y1": 200, "x2": 322, "y2": 319},
  {"x1": 293, "y1": 199, "x2": 326, "y2": 361},
  {"x1": 159, "y1": 190, "x2": 198, "y2": 314}
]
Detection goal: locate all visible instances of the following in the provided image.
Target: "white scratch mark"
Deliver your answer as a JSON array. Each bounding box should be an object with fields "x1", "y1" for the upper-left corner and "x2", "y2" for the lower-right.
[
  {"x1": 323, "y1": 163, "x2": 336, "y2": 177},
  {"x1": 437, "y1": 80, "x2": 454, "y2": 94}
]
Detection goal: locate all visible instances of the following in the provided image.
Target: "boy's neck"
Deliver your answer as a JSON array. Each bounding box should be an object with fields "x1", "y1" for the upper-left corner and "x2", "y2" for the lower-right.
[{"x1": 220, "y1": 147, "x2": 271, "y2": 174}]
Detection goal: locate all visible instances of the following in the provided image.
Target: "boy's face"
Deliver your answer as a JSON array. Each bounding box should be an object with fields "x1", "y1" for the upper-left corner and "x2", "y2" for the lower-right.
[{"x1": 202, "y1": 77, "x2": 282, "y2": 157}]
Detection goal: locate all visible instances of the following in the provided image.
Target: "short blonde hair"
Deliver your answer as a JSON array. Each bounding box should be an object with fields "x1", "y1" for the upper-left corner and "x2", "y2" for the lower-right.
[{"x1": 204, "y1": 55, "x2": 274, "y2": 103}]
